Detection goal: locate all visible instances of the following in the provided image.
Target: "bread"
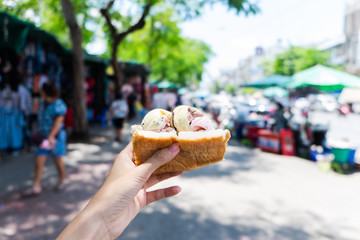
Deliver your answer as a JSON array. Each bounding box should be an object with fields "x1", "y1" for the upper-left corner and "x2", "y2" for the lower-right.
[{"x1": 132, "y1": 129, "x2": 231, "y2": 174}]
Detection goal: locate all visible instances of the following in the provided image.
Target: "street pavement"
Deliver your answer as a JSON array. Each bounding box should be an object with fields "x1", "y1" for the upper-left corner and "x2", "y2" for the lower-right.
[{"x1": 1, "y1": 117, "x2": 360, "y2": 240}]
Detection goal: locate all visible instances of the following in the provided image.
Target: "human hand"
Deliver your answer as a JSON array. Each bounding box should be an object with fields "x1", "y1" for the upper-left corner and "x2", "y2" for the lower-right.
[
  {"x1": 58, "y1": 142, "x2": 181, "y2": 240},
  {"x1": 40, "y1": 138, "x2": 56, "y2": 150},
  {"x1": 48, "y1": 137, "x2": 56, "y2": 147}
]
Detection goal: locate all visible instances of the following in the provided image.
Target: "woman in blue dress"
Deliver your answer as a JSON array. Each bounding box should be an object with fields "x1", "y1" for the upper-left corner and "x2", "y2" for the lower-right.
[{"x1": 25, "y1": 81, "x2": 67, "y2": 196}]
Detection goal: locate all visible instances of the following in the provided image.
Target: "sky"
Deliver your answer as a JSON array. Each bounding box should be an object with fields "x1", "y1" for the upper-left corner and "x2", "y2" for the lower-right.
[{"x1": 179, "y1": 0, "x2": 356, "y2": 82}]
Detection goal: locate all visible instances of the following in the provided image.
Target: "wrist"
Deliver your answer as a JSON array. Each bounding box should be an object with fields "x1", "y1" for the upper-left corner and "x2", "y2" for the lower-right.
[{"x1": 58, "y1": 203, "x2": 110, "y2": 240}]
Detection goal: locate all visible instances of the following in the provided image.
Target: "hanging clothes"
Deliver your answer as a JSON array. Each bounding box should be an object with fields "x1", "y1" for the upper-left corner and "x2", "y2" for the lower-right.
[
  {"x1": 0, "y1": 106, "x2": 25, "y2": 150},
  {"x1": 18, "y1": 84, "x2": 32, "y2": 116},
  {"x1": 0, "y1": 85, "x2": 20, "y2": 109}
]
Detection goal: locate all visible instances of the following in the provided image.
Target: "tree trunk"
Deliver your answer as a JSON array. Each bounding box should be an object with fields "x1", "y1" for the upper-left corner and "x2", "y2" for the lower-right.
[
  {"x1": 60, "y1": 0, "x2": 88, "y2": 139},
  {"x1": 112, "y1": 38, "x2": 122, "y2": 94}
]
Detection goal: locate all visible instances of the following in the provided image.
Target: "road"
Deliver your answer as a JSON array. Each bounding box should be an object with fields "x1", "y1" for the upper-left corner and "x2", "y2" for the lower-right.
[
  {"x1": 1, "y1": 117, "x2": 360, "y2": 240},
  {"x1": 120, "y1": 139, "x2": 360, "y2": 240}
]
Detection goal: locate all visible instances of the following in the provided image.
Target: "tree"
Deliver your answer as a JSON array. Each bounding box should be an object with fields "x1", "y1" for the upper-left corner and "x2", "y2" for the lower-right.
[
  {"x1": 272, "y1": 46, "x2": 334, "y2": 76},
  {"x1": 100, "y1": 0, "x2": 155, "y2": 93},
  {"x1": 100, "y1": 0, "x2": 259, "y2": 91},
  {"x1": 225, "y1": 84, "x2": 236, "y2": 95},
  {"x1": 60, "y1": 0, "x2": 88, "y2": 138},
  {"x1": 117, "y1": 8, "x2": 212, "y2": 86}
]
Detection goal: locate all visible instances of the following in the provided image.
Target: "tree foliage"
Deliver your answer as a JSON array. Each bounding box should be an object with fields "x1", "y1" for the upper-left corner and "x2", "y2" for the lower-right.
[
  {"x1": 169, "y1": 0, "x2": 259, "y2": 18},
  {"x1": 271, "y1": 46, "x2": 333, "y2": 76},
  {"x1": 0, "y1": 0, "x2": 97, "y2": 48},
  {"x1": 116, "y1": 9, "x2": 212, "y2": 86},
  {"x1": 98, "y1": 0, "x2": 258, "y2": 88}
]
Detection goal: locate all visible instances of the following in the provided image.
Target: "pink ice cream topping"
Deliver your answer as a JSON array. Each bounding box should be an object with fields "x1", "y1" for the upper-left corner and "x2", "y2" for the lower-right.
[
  {"x1": 190, "y1": 116, "x2": 214, "y2": 131},
  {"x1": 163, "y1": 116, "x2": 170, "y2": 126}
]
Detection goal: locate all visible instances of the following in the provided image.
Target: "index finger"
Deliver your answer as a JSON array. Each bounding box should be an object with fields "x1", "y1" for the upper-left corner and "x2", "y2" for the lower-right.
[{"x1": 135, "y1": 143, "x2": 180, "y2": 178}]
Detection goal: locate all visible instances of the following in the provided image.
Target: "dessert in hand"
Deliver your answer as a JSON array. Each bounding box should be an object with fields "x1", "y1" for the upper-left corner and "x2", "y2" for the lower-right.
[{"x1": 132, "y1": 106, "x2": 231, "y2": 174}]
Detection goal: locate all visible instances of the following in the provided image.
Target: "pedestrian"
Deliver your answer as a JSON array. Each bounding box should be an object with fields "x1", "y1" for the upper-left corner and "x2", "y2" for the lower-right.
[
  {"x1": 110, "y1": 93, "x2": 129, "y2": 142},
  {"x1": 272, "y1": 102, "x2": 287, "y2": 133},
  {"x1": 127, "y1": 91, "x2": 137, "y2": 120},
  {"x1": 152, "y1": 89, "x2": 168, "y2": 109},
  {"x1": 166, "y1": 90, "x2": 177, "y2": 111},
  {"x1": 22, "y1": 81, "x2": 67, "y2": 197},
  {"x1": 58, "y1": 142, "x2": 181, "y2": 239}
]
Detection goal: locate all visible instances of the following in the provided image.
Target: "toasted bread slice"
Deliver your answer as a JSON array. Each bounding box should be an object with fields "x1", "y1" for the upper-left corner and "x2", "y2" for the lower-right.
[{"x1": 132, "y1": 129, "x2": 231, "y2": 174}]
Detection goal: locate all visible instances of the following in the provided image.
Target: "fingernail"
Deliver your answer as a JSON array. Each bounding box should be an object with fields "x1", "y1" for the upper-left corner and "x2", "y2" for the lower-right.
[{"x1": 169, "y1": 143, "x2": 180, "y2": 153}]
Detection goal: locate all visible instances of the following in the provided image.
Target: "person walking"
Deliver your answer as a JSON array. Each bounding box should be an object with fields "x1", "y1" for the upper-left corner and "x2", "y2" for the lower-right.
[
  {"x1": 110, "y1": 93, "x2": 129, "y2": 142},
  {"x1": 23, "y1": 81, "x2": 67, "y2": 197},
  {"x1": 152, "y1": 89, "x2": 168, "y2": 109}
]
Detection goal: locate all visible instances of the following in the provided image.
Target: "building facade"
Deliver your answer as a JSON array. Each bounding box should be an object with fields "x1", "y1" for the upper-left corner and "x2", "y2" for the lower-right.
[
  {"x1": 219, "y1": 40, "x2": 286, "y2": 87},
  {"x1": 344, "y1": 1, "x2": 360, "y2": 74}
]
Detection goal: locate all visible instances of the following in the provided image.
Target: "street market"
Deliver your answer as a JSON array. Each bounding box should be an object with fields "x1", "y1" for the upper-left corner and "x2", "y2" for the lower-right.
[{"x1": 2, "y1": 1, "x2": 360, "y2": 240}]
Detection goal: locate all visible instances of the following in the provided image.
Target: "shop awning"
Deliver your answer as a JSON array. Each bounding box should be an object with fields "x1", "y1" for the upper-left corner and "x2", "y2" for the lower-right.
[
  {"x1": 0, "y1": 11, "x2": 32, "y2": 53},
  {"x1": 0, "y1": 11, "x2": 65, "y2": 54}
]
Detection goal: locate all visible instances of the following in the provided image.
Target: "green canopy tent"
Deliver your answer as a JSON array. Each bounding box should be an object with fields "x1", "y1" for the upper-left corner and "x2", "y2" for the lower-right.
[
  {"x1": 243, "y1": 75, "x2": 293, "y2": 88},
  {"x1": 157, "y1": 80, "x2": 177, "y2": 89},
  {"x1": 149, "y1": 80, "x2": 160, "y2": 87},
  {"x1": 178, "y1": 87, "x2": 188, "y2": 95},
  {"x1": 263, "y1": 86, "x2": 289, "y2": 98},
  {"x1": 288, "y1": 65, "x2": 360, "y2": 91}
]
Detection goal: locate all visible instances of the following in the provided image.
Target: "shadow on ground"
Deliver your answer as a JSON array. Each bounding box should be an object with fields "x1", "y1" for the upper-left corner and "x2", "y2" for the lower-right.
[
  {"x1": 0, "y1": 161, "x2": 111, "y2": 240},
  {"x1": 120, "y1": 199, "x2": 339, "y2": 240},
  {"x1": 180, "y1": 138, "x2": 275, "y2": 180}
]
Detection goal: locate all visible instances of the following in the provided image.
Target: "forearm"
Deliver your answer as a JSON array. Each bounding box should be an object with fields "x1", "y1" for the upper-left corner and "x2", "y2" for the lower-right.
[
  {"x1": 48, "y1": 116, "x2": 64, "y2": 139},
  {"x1": 57, "y1": 201, "x2": 110, "y2": 240}
]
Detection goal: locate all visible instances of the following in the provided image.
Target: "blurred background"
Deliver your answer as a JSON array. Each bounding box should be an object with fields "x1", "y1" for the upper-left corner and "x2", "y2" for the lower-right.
[{"x1": 1, "y1": 0, "x2": 360, "y2": 239}]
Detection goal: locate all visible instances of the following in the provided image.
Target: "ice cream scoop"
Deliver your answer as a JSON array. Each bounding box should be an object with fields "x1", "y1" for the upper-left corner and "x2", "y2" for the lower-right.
[
  {"x1": 191, "y1": 116, "x2": 214, "y2": 131},
  {"x1": 141, "y1": 109, "x2": 172, "y2": 131},
  {"x1": 172, "y1": 105, "x2": 214, "y2": 131}
]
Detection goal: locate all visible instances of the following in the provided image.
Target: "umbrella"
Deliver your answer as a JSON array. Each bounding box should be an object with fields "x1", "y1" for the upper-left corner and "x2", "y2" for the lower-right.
[
  {"x1": 288, "y1": 65, "x2": 360, "y2": 91},
  {"x1": 243, "y1": 75, "x2": 293, "y2": 88},
  {"x1": 157, "y1": 80, "x2": 177, "y2": 89},
  {"x1": 263, "y1": 87, "x2": 289, "y2": 98}
]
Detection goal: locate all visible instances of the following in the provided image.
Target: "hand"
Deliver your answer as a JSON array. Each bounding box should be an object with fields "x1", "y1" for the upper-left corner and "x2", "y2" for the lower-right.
[
  {"x1": 47, "y1": 137, "x2": 56, "y2": 147},
  {"x1": 58, "y1": 142, "x2": 181, "y2": 240}
]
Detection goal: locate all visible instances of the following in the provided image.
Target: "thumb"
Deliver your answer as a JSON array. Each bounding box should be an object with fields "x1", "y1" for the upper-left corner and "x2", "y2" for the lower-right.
[{"x1": 136, "y1": 143, "x2": 180, "y2": 177}]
